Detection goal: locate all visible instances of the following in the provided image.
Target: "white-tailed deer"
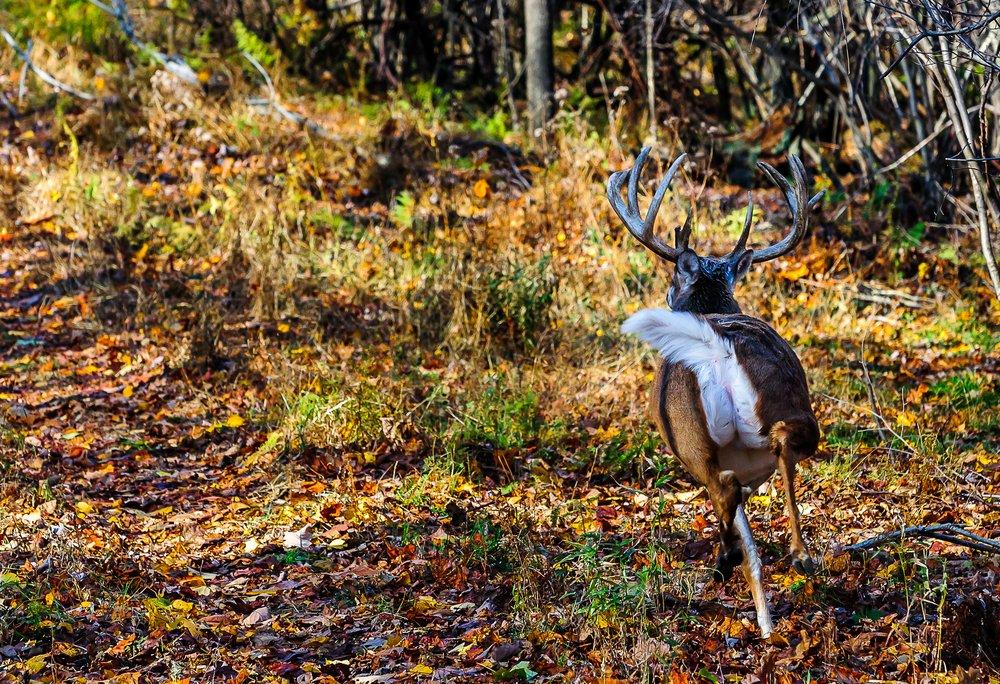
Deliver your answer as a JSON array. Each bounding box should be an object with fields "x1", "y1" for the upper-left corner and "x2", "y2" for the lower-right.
[{"x1": 610, "y1": 148, "x2": 824, "y2": 638}]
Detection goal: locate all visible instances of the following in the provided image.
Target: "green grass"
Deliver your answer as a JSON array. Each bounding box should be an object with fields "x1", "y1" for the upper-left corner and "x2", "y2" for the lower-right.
[
  {"x1": 453, "y1": 375, "x2": 542, "y2": 452},
  {"x1": 929, "y1": 372, "x2": 996, "y2": 410},
  {"x1": 485, "y1": 256, "x2": 556, "y2": 352}
]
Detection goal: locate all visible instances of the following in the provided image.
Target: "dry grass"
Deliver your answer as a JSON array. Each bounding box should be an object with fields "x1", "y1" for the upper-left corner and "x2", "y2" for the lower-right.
[{"x1": 1, "y1": 40, "x2": 999, "y2": 682}]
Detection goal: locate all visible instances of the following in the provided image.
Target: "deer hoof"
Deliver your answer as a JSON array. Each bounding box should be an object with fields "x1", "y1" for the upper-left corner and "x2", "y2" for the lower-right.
[
  {"x1": 792, "y1": 555, "x2": 816, "y2": 576},
  {"x1": 715, "y1": 546, "x2": 744, "y2": 582}
]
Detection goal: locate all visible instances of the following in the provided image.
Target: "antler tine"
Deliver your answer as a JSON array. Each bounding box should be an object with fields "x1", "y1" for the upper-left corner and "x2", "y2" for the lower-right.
[
  {"x1": 675, "y1": 211, "x2": 692, "y2": 250},
  {"x1": 750, "y1": 155, "x2": 821, "y2": 263},
  {"x1": 606, "y1": 148, "x2": 688, "y2": 262},
  {"x1": 626, "y1": 146, "x2": 651, "y2": 218},
  {"x1": 729, "y1": 192, "x2": 754, "y2": 257}
]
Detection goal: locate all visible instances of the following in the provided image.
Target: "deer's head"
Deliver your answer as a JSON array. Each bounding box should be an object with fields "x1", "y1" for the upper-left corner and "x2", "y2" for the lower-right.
[{"x1": 607, "y1": 148, "x2": 823, "y2": 315}]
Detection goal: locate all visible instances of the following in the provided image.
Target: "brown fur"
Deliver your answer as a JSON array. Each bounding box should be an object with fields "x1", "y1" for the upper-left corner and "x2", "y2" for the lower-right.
[{"x1": 650, "y1": 314, "x2": 819, "y2": 584}]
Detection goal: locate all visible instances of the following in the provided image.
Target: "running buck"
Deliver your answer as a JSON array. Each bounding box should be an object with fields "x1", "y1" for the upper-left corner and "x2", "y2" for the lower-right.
[{"x1": 610, "y1": 148, "x2": 823, "y2": 638}]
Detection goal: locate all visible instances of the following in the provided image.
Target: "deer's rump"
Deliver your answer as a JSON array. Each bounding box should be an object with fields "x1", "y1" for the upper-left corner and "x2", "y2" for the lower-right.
[
  {"x1": 625, "y1": 309, "x2": 819, "y2": 488},
  {"x1": 654, "y1": 360, "x2": 778, "y2": 490}
]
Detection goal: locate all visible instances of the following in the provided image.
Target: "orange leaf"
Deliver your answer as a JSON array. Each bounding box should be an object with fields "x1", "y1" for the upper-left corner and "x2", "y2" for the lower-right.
[
  {"x1": 108, "y1": 633, "x2": 136, "y2": 655},
  {"x1": 778, "y1": 263, "x2": 809, "y2": 281},
  {"x1": 691, "y1": 513, "x2": 709, "y2": 533}
]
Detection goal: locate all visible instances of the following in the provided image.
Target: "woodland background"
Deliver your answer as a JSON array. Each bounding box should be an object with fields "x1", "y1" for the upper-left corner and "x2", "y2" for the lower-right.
[{"x1": 1, "y1": 0, "x2": 999, "y2": 682}]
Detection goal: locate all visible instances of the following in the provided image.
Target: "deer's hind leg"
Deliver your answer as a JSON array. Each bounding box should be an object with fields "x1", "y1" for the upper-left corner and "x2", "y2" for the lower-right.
[
  {"x1": 733, "y1": 501, "x2": 774, "y2": 637},
  {"x1": 771, "y1": 420, "x2": 819, "y2": 574},
  {"x1": 657, "y1": 365, "x2": 744, "y2": 581}
]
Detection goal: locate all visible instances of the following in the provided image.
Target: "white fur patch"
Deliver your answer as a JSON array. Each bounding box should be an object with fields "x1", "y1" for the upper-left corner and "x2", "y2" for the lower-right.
[{"x1": 621, "y1": 308, "x2": 767, "y2": 449}]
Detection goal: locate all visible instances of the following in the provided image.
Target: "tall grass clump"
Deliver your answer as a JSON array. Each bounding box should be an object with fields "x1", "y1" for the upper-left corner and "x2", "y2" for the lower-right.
[{"x1": 484, "y1": 255, "x2": 557, "y2": 352}]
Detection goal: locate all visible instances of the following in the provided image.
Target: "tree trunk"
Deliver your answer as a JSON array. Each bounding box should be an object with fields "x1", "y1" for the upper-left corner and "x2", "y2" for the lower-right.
[{"x1": 525, "y1": 0, "x2": 553, "y2": 133}]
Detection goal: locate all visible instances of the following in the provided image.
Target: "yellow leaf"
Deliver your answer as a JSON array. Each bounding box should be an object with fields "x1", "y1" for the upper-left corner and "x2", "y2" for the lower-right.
[
  {"x1": 413, "y1": 595, "x2": 439, "y2": 614},
  {"x1": 896, "y1": 411, "x2": 918, "y2": 427},
  {"x1": 171, "y1": 599, "x2": 194, "y2": 613},
  {"x1": 75, "y1": 501, "x2": 94, "y2": 514},
  {"x1": 178, "y1": 617, "x2": 201, "y2": 637},
  {"x1": 410, "y1": 664, "x2": 433, "y2": 675},
  {"x1": 225, "y1": 415, "x2": 245, "y2": 428},
  {"x1": 472, "y1": 179, "x2": 489, "y2": 199},
  {"x1": 133, "y1": 243, "x2": 149, "y2": 262},
  {"x1": 123, "y1": 385, "x2": 134, "y2": 398},
  {"x1": 24, "y1": 654, "x2": 46, "y2": 674},
  {"x1": 277, "y1": 322, "x2": 290, "y2": 333},
  {"x1": 45, "y1": 590, "x2": 55, "y2": 605},
  {"x1": 778, "y1": 263, "x2": 809, "y2": 281}
]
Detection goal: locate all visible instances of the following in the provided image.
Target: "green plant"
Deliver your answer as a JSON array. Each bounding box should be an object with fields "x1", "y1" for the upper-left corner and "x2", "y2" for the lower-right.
[
  {"x1": 283, "y1": 381, "x2": 410, "y2": 453},
  {"x1": 929, "y1": 372, "x2": 996, "y2": 410},
  {"x1": 391, "y1": 190, "x2": 416, "y2": 230},
  {"x1": 454, "y1": 375, "x2": 541, "y2": 451},
  {"x1": 470, "y1": 109, "x2": 511, "y2": 141},
  {"x1": 233, "y1": 19, "x2": 278, "y2": 67},
  {"x1": 484, "y1": 256, "x2": 556, "y2": 351},
  {"x1": 6, "y1": 0, "x2": 111, "y2": 51}
]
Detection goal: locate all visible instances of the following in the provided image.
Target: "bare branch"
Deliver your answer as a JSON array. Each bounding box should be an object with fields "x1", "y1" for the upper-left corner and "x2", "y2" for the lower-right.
[
  {"x1": 87, "y1": 0, "x2": 200, "y2": 85},
  {"x1": 0, "y1": 29, "x2": 96, "y2": 100},
  {"x1": 242, "y1": 52, "x2": 332, "y2": 139},
  {"x1": 845, "y1": 523, "x2": 1000, "y2": 555}
]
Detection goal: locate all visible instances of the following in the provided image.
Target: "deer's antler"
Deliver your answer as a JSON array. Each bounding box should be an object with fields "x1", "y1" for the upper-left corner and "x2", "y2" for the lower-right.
[
  {"x1": 606, "y1": 147, "x2": 688, "y2": 263},
  {"x1": 733, "y1": 155, "x2": 825, "y2": 264}
]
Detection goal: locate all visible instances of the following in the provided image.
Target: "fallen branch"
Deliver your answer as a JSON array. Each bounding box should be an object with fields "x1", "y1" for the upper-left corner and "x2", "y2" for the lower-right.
[
  {"x1": 845, "y1": 523, "x2": 1000, "y2": 555},
  {"x1": 0, "y1": 29, "x2": 95, "y2": 100},
  {"x1": 88, "y1": 0, "x2": 200, "y2": 86},
  {"x1": 854, "y1": 283, "x2": 934, "y2": 309},
  {"x1": 242, "y1": 52, "x2": 331, "y2": 139}
]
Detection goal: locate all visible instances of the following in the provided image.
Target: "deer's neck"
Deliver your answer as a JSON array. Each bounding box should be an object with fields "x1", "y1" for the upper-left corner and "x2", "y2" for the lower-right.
[{"x1": 678, "y1": 287, "x2": 742, "y2": 315}]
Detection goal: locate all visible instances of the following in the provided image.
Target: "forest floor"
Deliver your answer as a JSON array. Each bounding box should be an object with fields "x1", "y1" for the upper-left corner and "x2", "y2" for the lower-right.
[{"x1": 2, "y1": 70, "x2": 1000, "y2": 683}]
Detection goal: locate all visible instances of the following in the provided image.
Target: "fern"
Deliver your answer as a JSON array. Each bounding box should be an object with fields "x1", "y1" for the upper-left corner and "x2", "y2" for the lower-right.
[
  {"x1": 391, "y1": 191, "x2": 416, "y2": 230},
  {"x1": 232, "y1": 19, "x2": 277, "y2": 68}
]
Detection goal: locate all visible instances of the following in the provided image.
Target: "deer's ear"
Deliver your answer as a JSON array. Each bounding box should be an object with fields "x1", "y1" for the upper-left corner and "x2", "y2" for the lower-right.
[
  {"x1": 730, "y1": 250, "x2": 754, "y2": 283},
  {"x1": 676, "y1": 250, "x2": 700, "y2": 279}
]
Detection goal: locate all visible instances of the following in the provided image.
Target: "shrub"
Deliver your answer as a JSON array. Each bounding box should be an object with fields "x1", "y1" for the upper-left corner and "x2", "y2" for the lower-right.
[{"x1": 484, "y1": 255, "x2": 556, "y2": 352}]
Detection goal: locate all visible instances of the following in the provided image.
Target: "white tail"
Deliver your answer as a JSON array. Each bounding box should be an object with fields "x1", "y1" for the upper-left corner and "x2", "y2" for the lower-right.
[
  {"x1": 621, "y1": 308, "x2": 726, "y2": 369},
  {"x1": 622, "y1": 308, "x2": 765, "y2": 450}
]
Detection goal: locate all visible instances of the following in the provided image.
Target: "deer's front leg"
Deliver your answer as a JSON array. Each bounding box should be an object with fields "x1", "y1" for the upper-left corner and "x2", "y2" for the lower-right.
[{"x1": 733, "y1": 503, "x2": 774, "y2": 638}]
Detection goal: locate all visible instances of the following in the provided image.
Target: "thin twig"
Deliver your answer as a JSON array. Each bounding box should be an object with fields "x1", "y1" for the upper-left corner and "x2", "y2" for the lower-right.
[
  {"x1": 879, "y1": 7, "x2": 1000, "y2": 77},
  {"x1": 859, "y1": 340, "x2": 893, "y2": 445},
  {"x1": 0, "y1": 91, "x2": 18, "y2": 117},
  {"x1": 0, "y1": 29, "x2": 95, "y2": 100},
  {"x1": 242, "y1": 51, "x2": 332, "y2": 139},
  {"x1": 87, "y1": 0, "x2": 200, "y2": 85}
]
